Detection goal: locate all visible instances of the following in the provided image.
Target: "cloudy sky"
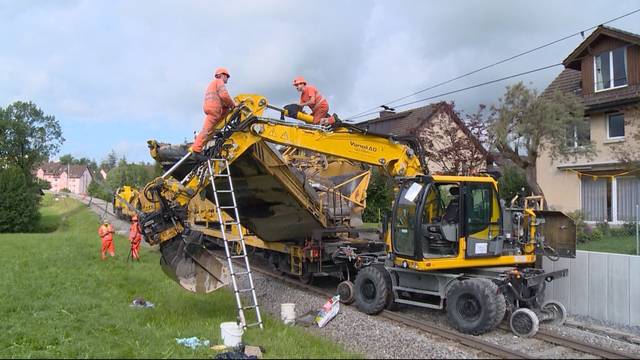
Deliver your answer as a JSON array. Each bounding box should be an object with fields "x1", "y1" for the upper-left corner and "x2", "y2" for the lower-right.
[{"x1": 2, "y1": 0, "x2": 640, "y2": 163}]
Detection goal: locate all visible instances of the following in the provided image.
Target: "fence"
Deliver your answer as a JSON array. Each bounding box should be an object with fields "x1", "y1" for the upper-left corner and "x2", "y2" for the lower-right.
[
  {"x1": 542, "y1": 250, "x2": 640, "y2": 327},
  {"x1": 576, "y1": 204, "x2": 640, "y2": 256}
]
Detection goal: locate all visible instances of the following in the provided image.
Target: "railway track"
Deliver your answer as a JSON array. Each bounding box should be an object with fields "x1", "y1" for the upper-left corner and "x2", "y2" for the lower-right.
[{"x1": 220, "y1": 252, "x2": 636, "y2": 359}]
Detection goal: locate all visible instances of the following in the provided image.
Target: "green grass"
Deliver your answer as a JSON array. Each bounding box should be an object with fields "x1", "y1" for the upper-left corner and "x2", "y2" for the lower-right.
[
  {"x1": 577, "y1": 234, "x2": 639, "y2": 255},
  {"x1": 0, "y1": 195, "x2": 360, "y2": 359}
]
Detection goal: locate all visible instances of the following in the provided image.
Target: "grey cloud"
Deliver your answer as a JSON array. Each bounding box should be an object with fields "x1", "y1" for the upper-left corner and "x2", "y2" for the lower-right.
[{"x1": 1, "y1": 0, "x2": 640, "y2": 162}]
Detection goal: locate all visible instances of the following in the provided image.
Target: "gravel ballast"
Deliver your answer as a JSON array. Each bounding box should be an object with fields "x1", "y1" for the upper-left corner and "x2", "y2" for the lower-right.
[{"x1": 76, "y1": 194, "x2": 640, "y2": 358}]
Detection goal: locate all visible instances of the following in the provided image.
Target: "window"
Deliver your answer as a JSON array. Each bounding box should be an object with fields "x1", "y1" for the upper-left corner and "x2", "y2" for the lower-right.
[
  {"x1": 616, "y1": 176, "x2": 640, "y2": 222},
  {"x1": 607, "y1": 113, "x2": 625, "y2": 139},
  {"x1": 393, "y1": 181, "x2": 423, "y2": 257},
  {"x1": 594, "y1": 47, "x2": 627, "y2": 91},
  {"x1": 581, "y1": 177, "x2": 610, "y2": 221},
  {"x1": 466, "y1": 183, "x2": 492, "y2": 235},
  {"x1": 566, "y1": 119, "x2": 590, "y2": 148}
]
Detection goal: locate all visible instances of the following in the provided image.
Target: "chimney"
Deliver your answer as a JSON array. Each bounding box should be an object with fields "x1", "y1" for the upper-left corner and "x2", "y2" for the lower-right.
[{"x1": 379, "y1": 110, "x2": 395, "y2": 118}]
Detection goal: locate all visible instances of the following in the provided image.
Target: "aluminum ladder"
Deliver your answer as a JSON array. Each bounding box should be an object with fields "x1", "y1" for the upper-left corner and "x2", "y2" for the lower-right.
[{"x1": 207, "y1": 158, "x2": 263, "y2": 330}]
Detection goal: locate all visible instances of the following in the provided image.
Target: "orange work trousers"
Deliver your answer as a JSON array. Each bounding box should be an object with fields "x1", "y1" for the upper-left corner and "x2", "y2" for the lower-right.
[
  {"x1": 312, "y1": 101, "x2": 329, "y2": 124},
  {"x1": 130, "y1": 240, "x2": 141, "y2": 260},
  {"x1": 192, "y1": 114, "x2": 221, "y2": 152},
  {"x1": 101, "y1": 239, "x2": 115, "y2": 259}
]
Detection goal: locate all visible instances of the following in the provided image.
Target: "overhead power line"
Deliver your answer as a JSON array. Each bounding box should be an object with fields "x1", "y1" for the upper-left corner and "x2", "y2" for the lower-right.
[
  {"x1": 347, "y1": 63, "x2": 562, "y2": 121},
  {"x1": 344, "y1": 8, "x2": 640, "y2": 121}
]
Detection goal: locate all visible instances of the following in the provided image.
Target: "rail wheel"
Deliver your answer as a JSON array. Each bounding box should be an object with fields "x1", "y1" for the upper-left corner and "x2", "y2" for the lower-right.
[
  {"x1": 510, "y1": 308, "x2": 540, "y2": 337},
  {"x1": 337, "y1": 280, "x2": 355, "y2": 305},
  {"x1": 298, "y1": 262, "x2": 314, "y2": 285},
  {"x1": 354, "y1": 265, "x2": 391, "y2": 315},
  {"x1": 541, "y1": 300, "x2": 567, "y2": 326},
  {"x1": 446, "y1": 278, "x2": 506, "y2": 335}
]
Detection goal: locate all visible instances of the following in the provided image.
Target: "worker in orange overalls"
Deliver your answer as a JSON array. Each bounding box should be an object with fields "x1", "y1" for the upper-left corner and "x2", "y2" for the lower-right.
[
  {"x1": 190, "y1": 67, "x2": 237, "y2": 153},
  {"x1": 128, "y1": 215, "x2": 142, "y2": 261},
  {"x1": 293, "y1": 76, "x2": 335, "y2": 125},
  {"x1": 98, "y1": 219, "x2": 115, "y2": 260}
]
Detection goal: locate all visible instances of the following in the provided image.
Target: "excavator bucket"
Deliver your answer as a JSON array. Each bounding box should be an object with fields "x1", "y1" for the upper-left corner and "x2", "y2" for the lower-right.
[{"x1": 159, "y1": 231, "x2": 229, "y2": 293}]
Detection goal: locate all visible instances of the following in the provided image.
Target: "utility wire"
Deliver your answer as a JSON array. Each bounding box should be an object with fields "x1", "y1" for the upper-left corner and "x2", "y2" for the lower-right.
[
  {"x1": 344, "y1": 8, "x2": 640, "y2": 121},
  {"x1": 348, "y1": 63, "x2": 562, "y2": 121}
]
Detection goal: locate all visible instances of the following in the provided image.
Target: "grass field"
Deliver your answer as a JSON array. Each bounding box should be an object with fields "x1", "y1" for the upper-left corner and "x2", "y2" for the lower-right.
[
  {"x1": 577, "y1": 234, "x2": 639, "y2": 255},
  {"x1": 0, "y1": 195, "x2": 359, "y2": 358}
]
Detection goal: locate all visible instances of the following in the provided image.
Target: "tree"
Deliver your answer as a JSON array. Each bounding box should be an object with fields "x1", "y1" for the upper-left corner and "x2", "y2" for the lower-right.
[
  {"x1": 0, "y1": 166, "x2": 40, "y2": 232},
  {"x1": 488, "y1": 82, "x2": 592, "y2": 199},
  {"x1": 0, "y1": 101, "x2": 64, "y2": 175},
  {"x1": 362, "y1": 168, "x2": 393, "y2": 223},
  {"x1": 87, "y1": 179, "x2": 112, "y2": 202},
  {"x1": 100, "y1": 150, "x2": 118, "y2": 171},
  {"x1": 422, "y1": 103, "x2": 488, "y2": 175},
  {"x1": 58, "y1": 153, "x2": 98, "y2": 172},
  {"x1": 106, "y1": 162, "x2": 156, "y2": 190},
  {"x1": 498, "y1": 164, "x2": 531, "y2": 203},
  {"x1": 59, "y1": 154, "x2": 75, "y2": 165}
]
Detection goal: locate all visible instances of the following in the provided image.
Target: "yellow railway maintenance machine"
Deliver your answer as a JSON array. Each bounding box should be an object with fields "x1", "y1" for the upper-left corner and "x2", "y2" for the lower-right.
[{"x1": 137, "y1": 94, "x2": 575, "y2": 337}]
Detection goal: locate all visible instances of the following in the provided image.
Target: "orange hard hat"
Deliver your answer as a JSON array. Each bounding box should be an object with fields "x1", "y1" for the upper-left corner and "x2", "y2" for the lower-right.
[
  {"x1": 292, "y1": 76, "x2": 306, "y2": 86},
  {"x1": 132, "y1": 215, "x2": 138, "y2": 221},
  {"x1": 215, "y1": 67, "x2": 230, "y2": 78}
]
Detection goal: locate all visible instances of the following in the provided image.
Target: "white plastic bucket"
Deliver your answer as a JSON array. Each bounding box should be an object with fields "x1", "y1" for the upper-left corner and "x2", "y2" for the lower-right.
[
  {"x1": 220, "y1": 322, "x2": 244, "y2": 347},
  {"x1": 281, "y1": 303, "x2": 296, "y2": 325}
]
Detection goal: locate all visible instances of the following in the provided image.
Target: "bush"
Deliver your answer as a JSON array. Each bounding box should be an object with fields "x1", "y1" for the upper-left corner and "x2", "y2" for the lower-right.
[
  {"x1": 595, "y1": 221, "x2": 610, "y2": 236},
  {"x1": 623, "y1": 222, "x2": 637, "y2": 235},
  {"x1": 582, "y1": 226, "x2": 604, "y2": 242},
  {"x1": 565, "y1": 210, "x2": 608, "y2": 243},
  {"x1": 0, "y1": 166, "x2": 41, "y2": 232},
  {"x1": 362, "y1": 169, "x2": 393, "y2": 223},
  {"x1": 87, "y1": 179, "x2": 112, "y2": 202}
]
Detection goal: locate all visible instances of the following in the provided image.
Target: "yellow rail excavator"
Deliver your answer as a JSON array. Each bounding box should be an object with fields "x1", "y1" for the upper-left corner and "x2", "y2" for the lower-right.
[{"x1": 135, "y1": 94, "x2": 576, "y2": 336}]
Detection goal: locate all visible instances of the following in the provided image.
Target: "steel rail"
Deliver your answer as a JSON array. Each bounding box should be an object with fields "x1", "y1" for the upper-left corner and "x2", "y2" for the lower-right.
[
  {"x1": 217, "y1": 250, "x2": 637, "y2": 359},
  {"x1": 221, "y1": 253, "x2": 530, "y2": 359}
]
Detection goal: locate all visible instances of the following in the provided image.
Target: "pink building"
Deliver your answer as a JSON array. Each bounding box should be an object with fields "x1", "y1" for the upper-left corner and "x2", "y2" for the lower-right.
[{"x1": 36, "y1": 162, "x2": 93, "y2": 195}]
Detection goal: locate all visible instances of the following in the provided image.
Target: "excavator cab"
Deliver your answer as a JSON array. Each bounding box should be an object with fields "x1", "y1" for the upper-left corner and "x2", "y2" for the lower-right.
[{"x1": 391, "y1": 176, "x2": 504, "y2": 263}]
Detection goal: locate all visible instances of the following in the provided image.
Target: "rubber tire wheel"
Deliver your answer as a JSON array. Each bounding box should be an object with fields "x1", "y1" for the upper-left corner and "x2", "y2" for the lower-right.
[
  {"x1": 510, "y1": 308, "x2": 540, "y2": 337},
  {"x1": 541, "y1": 300, "x2": 567, "y2": 326},
  {"x1": 337, "y1": 280, "x2": 355, "y2": 305},
  {"x1": 446, "y1": 278, "x2": 506, "y2": 335},
  {"x1": 354, "y1": 265, "x2": 391, "y2": 315}
]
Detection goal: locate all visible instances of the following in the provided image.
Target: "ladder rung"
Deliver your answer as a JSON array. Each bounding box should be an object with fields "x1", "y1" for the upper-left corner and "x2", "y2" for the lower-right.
[
  {"x1": 236, "y1": 288, "x2": 254, "y2": 293},
  {"x1": 216, "y1": 190, "x2": 234, "y2": 193},
  {"x1": 213, "y1": 174, "x2": 230, "y2": 177},
  {"x1": 223, "y1": 222, "x2": 239, "y2": 225},
  {"x1": 224, "y1": 238, "x2": 242, "y2": 242},
  {"x1": 242, "y1": 305, "x2": 257, "y2": 310},
  {"x1": 219, "y1": 206, "x2": 236, "y2": 209},
  {"x1": 245, "y1": 322, "x2": 262, "y2": 328},
  {"x1": 232, "y1": 271, "x2": 251, "y2": 276},
  {"x1": 230, "y1": 255, "x2": 246, "y2": 259}
]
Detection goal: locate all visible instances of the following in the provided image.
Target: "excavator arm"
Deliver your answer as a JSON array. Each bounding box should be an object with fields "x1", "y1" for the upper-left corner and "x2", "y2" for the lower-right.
[
  {"x1": 139, "y1": 94, "x2": 427, "y2": 292},
  {"x1": 143, "y1": 94, "x2": 425, "y2": 242}
]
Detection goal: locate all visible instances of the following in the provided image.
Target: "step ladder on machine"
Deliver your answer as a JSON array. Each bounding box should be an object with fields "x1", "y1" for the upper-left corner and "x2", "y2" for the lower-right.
[{"x1": 207, "y1": 158, "x2": 263, "y2": 330}]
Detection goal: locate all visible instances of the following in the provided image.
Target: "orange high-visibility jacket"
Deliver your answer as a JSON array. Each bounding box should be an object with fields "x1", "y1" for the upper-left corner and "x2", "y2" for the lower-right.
[
  {"x1": 300, "y1": 85, "x2": 327, "y2": 113},
  {"x1": 203, "y1": 78, "x2": 235, "y2": 119},
  {"x1": 129, "y1": 223, "x2": 142, "y2": 242},
  {"x1": 98, "y1": 224, "x2": 113, "y2": 241}
]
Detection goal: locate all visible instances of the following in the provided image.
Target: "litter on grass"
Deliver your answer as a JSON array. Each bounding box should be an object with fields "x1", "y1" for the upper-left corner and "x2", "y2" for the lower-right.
[
  {"x1": 176, "y1": 336, "x2": 211, "y2": 349},
  {"x1": 130, "y1": 297, "x2": 155, "y2": 308}
]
